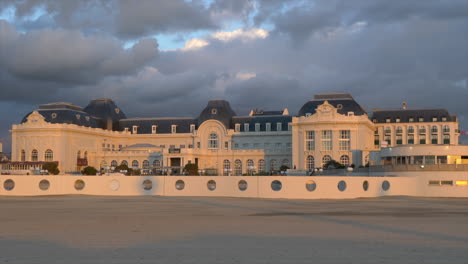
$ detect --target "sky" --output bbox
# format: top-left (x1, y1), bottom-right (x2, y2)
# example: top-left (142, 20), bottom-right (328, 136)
top-left (0, 0), bottom-right (467, 151)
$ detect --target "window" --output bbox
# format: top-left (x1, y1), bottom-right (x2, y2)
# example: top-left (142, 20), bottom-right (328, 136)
top-left (408, 126), bottom-right (414, 134)
top-left (288, 123), bottom-right (292, 131)
top-left (84, 151), bottom-right (88, 159)
top-left (442, 117), bottom-right (447, 121)
top-left (386, 118), bottom-right (391, 123)
top-left (258, 159), bottom-right (265, 172)
top-left (197, 142), bottom-right (200, 148)
top-left (431, 134), bottom-right (438, 144)
top-left (419, 117), bottom-right (424, 122)
top-left (266, 123), bottom-right (271, 131)
top-left (385, 127), bottom-right (391, 134)
top-left (340, 155), bottom-right (350, 166)
top-left (420, 137), bottom-right (426, 144)
top-left (443, 125), bottom-right (450, 133)
top-left (223, 160), bottom-right (231, 175)
top-left (20, 150), bottom-right (25, 161)
top-left (234, 159), bottom-right (242, 175)
top-left (307, 156), bottom-right (315, 170)
top-left (384, 135), bottom-right (391, 145)
top-left (255, 123), bottom-right (260, 132)
top-left (211, 108), bottom-right (217, 114)
top-left (153, 160), bottom-right (161, 168)
top-left (171, 125), bottom-right (177, 133)
top-left (234, 143), bottom-right (239, 149)
top-left (111, 160), bottom-right (118, 167)
top-left (270, 159), bottom-right (277, 171)
top-left (142, 160), bottom-right (149, 169)
top-left (321, 130), bottom-right (332, 151)
top-left (276, 122), bottom-right (282, 131)
top-left (208, 133), bottom-right (219, 149)
top-left (282, 159), bottom-right (290, 168)
top-left (244, 123), bottom-right (249, 132)
top-left (432, 117), bottom-right (437, 122)
top-left (287, 143), bottom-right (292, 149)
top-left (419, 126), bottom-right (426, 134)
top-left (396, 126), bottom-right (402, 134)
top-left (190, 124), bottom-right (195, 134)
top-left (305, 131), bottom-right (315, 151)
top-left (431, 126), bottom-right (438, 134)
top-left (322, 155), bottom-right (332, 167)
top-left (339, 130), bottom-right (350, 151)
top-left (132, 160), bottom-right (139, 168)
top-left (374, 134), bottom-right (380, 146)
top-left (275, 143), bottom-right (282, 149)
top-left (44, 149), bottom-right (53, 161)
top-left (396, 135), bottom-right (402, 145)
top-left (235, 123), bottom-right (240, 132)
top-left (124, 127), bottom-right (129, 132)
top-left (443, 135), bottom-right (450, 144)
top-left (247, 159), bottom-right (255, 173)
top-left (121, 160), bottom-right (128, 166)
top-left (152, 125), bottom-right (157, 134)
top-left (253, 143), bottom-right (260, 149)
top-left (396, 118), bottom-right (400, 123)
top-left (408, 135), bottom-right (414, 144)
top-left (409, 117), bottom-right (414, 122)
top-left (264, 143), bottom-right (270, 149)
top-left (225, 141), bottom-right (229, 149)
top-left (132, 126), bottom-right (138, 134)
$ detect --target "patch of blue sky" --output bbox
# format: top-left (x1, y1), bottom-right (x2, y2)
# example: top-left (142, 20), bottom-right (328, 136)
top-left (0, 6), bottom-right (15, 22)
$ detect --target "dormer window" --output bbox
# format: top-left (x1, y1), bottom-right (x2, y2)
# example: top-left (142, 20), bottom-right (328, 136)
top-left (266, 123), bottom-right (271, 131)
top-left (305, 113), bottom-right (312, 117)
top-left (396, 118), bottom-right (400, 123)
top-left (432, 117), bottom-right (437, 122)
top-left (442, 117), bottom-right (447, 121)
top-left (276, 122), bottom-right (282, 131)
top-left (211, 108), bottom-right (217, 114)
top-left (386, 118), bottom-right (391, 123)
top-left (51, 113), bottom-right (57, 119)
top-left (190, 124), bottom-right (196, 133)
top-left (409, 117), bottom-right (414, 122)
top-left (419, 117), bottom-right (424, 122)
top-left (171, 125), bottom-right (177, 133)
top-left (235, 123), bottom-right (240, 132)
top-left (255, 123), bottom-right (260, 132)
top-left (244, 123), bottom-right (249, 132)
top-left (373, 119), bottom-right (377, 123)
top-left (347, 112), bottom-right (354, 116)
top-left (337, 104), bottom-right (343, 109)
top-left (152, 125), bottom-right (157, 134)
top-left (132, 126), bottom-right (138, 134)
top-left (124, 127), bottom-right (129, 132)
top-left (288, 123), bottom-right (292, 131)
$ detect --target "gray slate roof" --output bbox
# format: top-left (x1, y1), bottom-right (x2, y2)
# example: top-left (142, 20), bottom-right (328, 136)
top-left (298, 93), bottom-right (367, 116)
top-left (232, 116), bottom-right (292, 132)
top-left (371, 109), bottom-right (456, 123)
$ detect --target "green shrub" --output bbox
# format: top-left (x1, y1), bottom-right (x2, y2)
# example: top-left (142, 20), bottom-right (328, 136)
top-left (81, 166), bottom-right (98, 175)
top-left (42, 162), bottom-right (60, 175)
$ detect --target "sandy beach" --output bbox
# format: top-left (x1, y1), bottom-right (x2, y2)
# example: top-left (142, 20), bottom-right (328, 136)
top-left (0, 196), bottom-right (467, 263)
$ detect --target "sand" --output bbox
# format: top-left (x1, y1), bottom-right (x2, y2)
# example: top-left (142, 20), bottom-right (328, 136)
top-left (0, 196), bottom-right (467, 263)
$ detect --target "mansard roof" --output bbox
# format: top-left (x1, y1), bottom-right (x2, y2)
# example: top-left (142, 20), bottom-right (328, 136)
top-left (21, 104), bottom-right (102, 128)
top-left (232, 115), bottom-right (292, 132)
top-left (298, 93), bottom-right (367, 117)
top-left (371, 109), bottom-right (457, 123)
top-left (198, 99), bottom-right (236, 128)
top-left (119, 117), bottom-right (197, 134)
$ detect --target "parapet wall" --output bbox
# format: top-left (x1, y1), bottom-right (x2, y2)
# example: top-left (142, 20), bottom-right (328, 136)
top-left (1, 171), bottom-right (467, 199)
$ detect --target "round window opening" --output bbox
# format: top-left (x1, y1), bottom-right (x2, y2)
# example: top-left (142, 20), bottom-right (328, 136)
top-left (207, 180), bottom-right (216, 191)
top-left (143, 179), bottom-right (153, 191)
top-left (338, 180), bottom-right (347, 192)
top-left (74, 180), bottom-right (85, 191)
top-left (271, 180), bottom-right (282, 191)
top-left (175, 180), bottom-right (185, 190)
top-left (363, 181), bottom-right (369, 191)
top-left (4, 179), bottom-right (15, 191)
top-left (39, 179), bottom-right (50, 191)
top-left (306, 180), bottom-right (317, 192)
top-left (382, 180), bottom-right (390, 191)
top-left (238, 180), bottom-right (248, 191)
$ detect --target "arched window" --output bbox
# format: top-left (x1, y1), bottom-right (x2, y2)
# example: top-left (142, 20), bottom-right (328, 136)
top-left (364, 155), bottom-right (369, 166)
top-left (396, 126), bottom-right (403, 134)
top-left (132, 160), bottom-right (139, 168)
top-left (385, 127), bottom-right (391, 134)
top-left (20, 150), bottom-right (25, 161)
top-left (44, 149), bottom-right (53, 161)
top-left (153, 160), bottom-right (161, 168)
top-left (431, 126), bottom-right (438, 133)
top-left (234, 159), bottom-right (242, 175)
top-left (258, 159), bottom-right (265, 172)
top-left (121, 160), bottom-right (128, 166)
top-left (322, 155), bottom-right (332, 167)
top-left (111, 160), bottom-right (118, 167)
top-left (77, 151), bottom-right (81, 159)
top-left (223, 160), bottom-right (230, 175)
top-left (208, 133), bottom-right (219, 149)
top-left (31, 149), bottom-right (38, 161)
top-left (443, 125), bottom-right (450, 133)
top-left (307, 156), bottom-right (315, 170)
top-left (340, 155), bottom-right (350, 166)
top-left (282, 159), bottom-right (290, 168)
top-left (142, 160), bottom-right (150, 168)
top-left (270, 159), bottom-right (277, 171)
top-left (408, 126), bottom-right (414, 134)
top-left (84, 151), bottom-right (88, 159)
top-left (246, 159), bottom-right (254, 174)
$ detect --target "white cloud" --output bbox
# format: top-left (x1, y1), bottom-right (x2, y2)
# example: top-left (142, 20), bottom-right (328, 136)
top-left (236, 72), bottom-right (256, 80)
top-left (181, 38), bottom-right (209, 51)
top-left (212, 28), bottom-right (269, 42)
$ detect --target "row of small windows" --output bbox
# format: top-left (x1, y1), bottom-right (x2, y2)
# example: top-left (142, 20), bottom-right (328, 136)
top-left (306, 155), bottom-right (350, 169)
top-left (376, 135), bottom-right (451, 145)
top-left (382, 125), bottom-right (450, 134)
top-left (305, 130), bottom-right (350, 151)
top-left (20, 149), bottom-right (54, 162)
top-left (108, 160), bottom-right (162, 169)
top-left (222, 159), bottom-right (290, 175)
top-left (234, 122), bottom-right (291, 132)
top-left (379, 116), bottom-right (449, 123)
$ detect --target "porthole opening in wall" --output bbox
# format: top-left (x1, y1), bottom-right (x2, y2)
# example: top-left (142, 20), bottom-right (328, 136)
top-left (305, 180), bottom-right (317, 192)
top-left (74, 180), bottom-right (85, 191)
top-left (382, 181), bottom-right (390, 191)
top-left (4, 179), bottom-right (15, 191)
top-left (238, 180), bottom-right (248, 191)
top-left (363, 181), bottom-right (369, 191)
top-left (39, 179), bottom-right (50, 191)
top-left (175, 180), bottom-right (185, 190)
top-left (338, 180), bottom-right (347, 192)
top-left (143, 180), bottom-right (153, 191)
top-left (271, 180), bottom-right (282, 191)
top-left (207, 180), bottom-right (216, 191)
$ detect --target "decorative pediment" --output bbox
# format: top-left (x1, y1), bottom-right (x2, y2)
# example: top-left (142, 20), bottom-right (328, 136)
top-left (315, 101), bottom-right (338, 118)
top-left (26, 111), bottom-right (47, 124)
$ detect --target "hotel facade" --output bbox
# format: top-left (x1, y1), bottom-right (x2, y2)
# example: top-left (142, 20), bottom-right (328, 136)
top-left (4, 93), bottom-right (465, 175)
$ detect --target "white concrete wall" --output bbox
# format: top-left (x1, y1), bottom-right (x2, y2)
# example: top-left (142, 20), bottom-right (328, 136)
top-left (1, 171), bottom-right (467, 198)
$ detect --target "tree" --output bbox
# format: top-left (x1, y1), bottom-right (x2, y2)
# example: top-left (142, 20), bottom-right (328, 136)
top-left (42, 162), bottom-right (60, 175)
top-left (279, 165), bottom-right (290, 172)
top-left (184, 163), bottom-right (199, 175)
top-left (324, 160), bottom-right (345, 169)
top-left (81, 166), bottom-right (98, 175)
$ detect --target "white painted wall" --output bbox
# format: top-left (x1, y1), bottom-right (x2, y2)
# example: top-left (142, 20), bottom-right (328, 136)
top-left (1, 171), bottom-right (467, 199)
